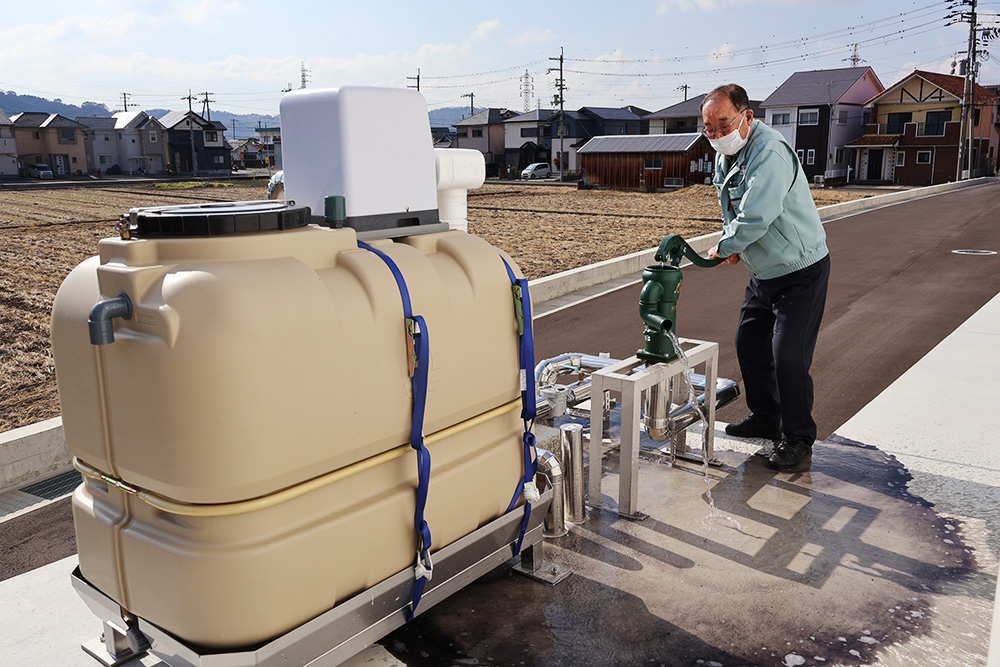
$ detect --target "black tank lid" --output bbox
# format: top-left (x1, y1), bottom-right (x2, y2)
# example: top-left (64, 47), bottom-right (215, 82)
top-left (127, 201), bottom-right (312, 237)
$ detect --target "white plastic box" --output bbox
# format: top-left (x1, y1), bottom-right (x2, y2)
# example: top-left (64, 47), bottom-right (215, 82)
top-left (280, 86), bottom-right (440, 231)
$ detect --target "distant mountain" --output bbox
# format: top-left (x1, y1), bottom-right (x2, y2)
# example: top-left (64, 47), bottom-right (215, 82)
top-left (0, 90), bottom-right (110, 117)
top-left (429, 106), bottom-right (480, 128)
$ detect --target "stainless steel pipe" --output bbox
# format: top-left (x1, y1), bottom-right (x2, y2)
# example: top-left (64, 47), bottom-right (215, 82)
top-left (559, 423), bottom-right (586, 524)
top-left (535, 449), bottom-right (567, 537)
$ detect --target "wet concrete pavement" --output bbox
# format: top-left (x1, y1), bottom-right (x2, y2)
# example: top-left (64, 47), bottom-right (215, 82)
top-left (2, 182), bottom-right (999, 666)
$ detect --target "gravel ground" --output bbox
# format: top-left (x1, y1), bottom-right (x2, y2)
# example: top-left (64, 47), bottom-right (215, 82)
top-left (0, 181), bottom-right (878, 433)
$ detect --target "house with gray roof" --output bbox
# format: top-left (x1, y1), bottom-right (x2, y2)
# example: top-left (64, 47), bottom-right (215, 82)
top-left (761, 66), bottom-right (883, 182)
top-left (577, 132), bottom-right (714, 191)
top-left (158, 110), bottom-right (231, 174)
top-left (503, 109), bottom-right (556, 176)
top-left (10, 112), bottom-right (87, 176)
top-left (76, 112), bottom-right (167, 174)
top-left (454, 108), bottom-right (518, 167)
top-left (645, 94), bottom-right (763, 135)
top-left (0, 110), bottom-right (17, 177)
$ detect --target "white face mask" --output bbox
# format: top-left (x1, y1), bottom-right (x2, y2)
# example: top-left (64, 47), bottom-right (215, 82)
top-left (708, 114), bottom-right (749, 156)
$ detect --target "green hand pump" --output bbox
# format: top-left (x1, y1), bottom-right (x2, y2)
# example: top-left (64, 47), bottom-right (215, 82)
top-left (638, 235), bottom-right (725, 364)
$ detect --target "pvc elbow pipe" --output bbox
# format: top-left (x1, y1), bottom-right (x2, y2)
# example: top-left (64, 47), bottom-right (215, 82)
top-left (435, 149), bottom-right (485, 231)
top-left (88, 294), bottom-right (133, 345)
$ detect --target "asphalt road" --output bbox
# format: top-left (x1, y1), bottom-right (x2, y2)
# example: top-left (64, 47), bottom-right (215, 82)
top-left (2, 182), bottom-right (999, 583)
top-left (533, 182), bottom-right (1000, 441)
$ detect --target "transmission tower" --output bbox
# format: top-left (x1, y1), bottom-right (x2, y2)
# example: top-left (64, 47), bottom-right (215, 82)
top-left (300, 62), bottom-right (311, 89)
top-left (520, 70), bottom-right (534, 113)
top-left (844, 44), bottom-right (865, 67)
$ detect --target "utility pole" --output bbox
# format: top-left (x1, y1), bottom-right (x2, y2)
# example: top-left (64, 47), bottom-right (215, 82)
top-left (676, 84), bottom-right (690, 102)
top-left (548, 47), bottom-right (566, 180)
top-left (199, 91), bottom-right (215, 121)
top-left (183, 90), bottom-right (197, 177)
top-left (121, 92), bottom-right (131, 112)
top-left (520, 70), bottom-right (534, 113)
top-left (407, 69), bottom-right (421, 92)
top-left (461, 92), bottom-right (475, 117)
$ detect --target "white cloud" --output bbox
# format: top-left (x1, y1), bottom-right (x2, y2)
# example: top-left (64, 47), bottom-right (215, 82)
top-left (174, 0), bottom-right (244, 31)
top-left (470, 19), bottom-right (500, 42)
top-left (710, 43), bottom-right (736, 61)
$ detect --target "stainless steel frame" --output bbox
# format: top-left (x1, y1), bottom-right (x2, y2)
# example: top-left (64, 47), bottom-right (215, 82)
top-left (588, 339), bottom-right (720, 519)
top-left (73, 490), bottom-right (556, 667)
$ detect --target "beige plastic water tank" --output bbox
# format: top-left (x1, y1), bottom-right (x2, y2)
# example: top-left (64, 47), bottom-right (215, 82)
top-left (52, 219), bottom-right (530, 648)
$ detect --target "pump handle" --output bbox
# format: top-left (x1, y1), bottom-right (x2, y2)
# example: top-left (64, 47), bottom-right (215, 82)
top-left (653, 234), bottom-right (725, 268)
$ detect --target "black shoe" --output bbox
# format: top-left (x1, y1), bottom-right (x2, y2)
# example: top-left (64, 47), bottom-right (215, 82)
top-left (725, 415), bottom-right (782, 440)
top-left (766, 440), bottom-right (813, 471)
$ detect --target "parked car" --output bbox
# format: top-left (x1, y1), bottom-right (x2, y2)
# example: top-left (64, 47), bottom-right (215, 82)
top-left (27, 163), bottom-right (54, 179)
top-left (520, 163), bottom-right (550, 179)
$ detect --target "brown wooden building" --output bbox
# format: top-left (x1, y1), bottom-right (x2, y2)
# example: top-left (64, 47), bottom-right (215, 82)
top-left (577, 133), bottom-right (714, 191)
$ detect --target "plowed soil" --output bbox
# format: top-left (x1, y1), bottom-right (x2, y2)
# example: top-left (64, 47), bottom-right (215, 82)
top-left (0, 181), bottom-right (877, 433)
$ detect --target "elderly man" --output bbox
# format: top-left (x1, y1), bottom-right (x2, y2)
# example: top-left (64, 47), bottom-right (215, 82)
top-left (703, 84), bottom-right (830, 471)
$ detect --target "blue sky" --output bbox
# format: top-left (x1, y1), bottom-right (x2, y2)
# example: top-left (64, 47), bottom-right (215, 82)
top-left (1, 0), bottom-right (996, 116)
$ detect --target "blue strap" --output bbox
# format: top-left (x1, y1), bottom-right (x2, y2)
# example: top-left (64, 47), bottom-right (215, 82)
top-left (498, 257), bottom-right (538, 555)
top-left (357, 241), bottom-right (432, 621)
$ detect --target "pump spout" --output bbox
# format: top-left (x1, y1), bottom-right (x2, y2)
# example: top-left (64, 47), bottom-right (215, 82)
top-left (88, 294), bottom-right (133, 345)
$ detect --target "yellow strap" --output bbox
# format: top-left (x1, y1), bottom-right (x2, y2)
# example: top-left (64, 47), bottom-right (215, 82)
top-left (74, 398), bottom-right (522, 517)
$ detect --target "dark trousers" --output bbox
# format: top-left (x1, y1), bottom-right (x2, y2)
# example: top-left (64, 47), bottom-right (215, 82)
top-left (735, 254), bottom-right (830, 444)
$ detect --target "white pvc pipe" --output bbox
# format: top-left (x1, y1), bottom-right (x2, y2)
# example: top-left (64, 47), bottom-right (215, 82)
top-left (435, 148), bottom-right (485, 232)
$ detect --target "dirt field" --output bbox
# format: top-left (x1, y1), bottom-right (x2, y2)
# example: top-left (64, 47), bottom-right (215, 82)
top-left (0, 181), bottom-right (877, 433)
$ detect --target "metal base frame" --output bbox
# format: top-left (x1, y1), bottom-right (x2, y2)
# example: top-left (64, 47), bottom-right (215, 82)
top-left (588, 340), bottom-right (720, 519)
top-left (73, 491), bottom-right (557, 667)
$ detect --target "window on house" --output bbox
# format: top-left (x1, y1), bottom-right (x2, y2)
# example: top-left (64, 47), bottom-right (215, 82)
top-left (862, 110), bottom-right (872, 126)
top-left (206, 131), bottom-right (218, 142)
top-left (806, 149), bottom-right (815, 165)
top-left (99, 155), bottom-right (110, 165)
top-left (32, 131), bottom-right (40, 139)
top-left (972, 108), bottom-right (981, 127)
top-left (150, 131), bottom-right (157, 142)
top-left (796, 149), bottom-right (804, 163)
top-left (644, 159), bottom-right (663, 169)
top-left (520, 127), bottom-right (537, 138)
top-left (59, 129), bottom-right (76, 142)
top-left (771, 112), bottom-right (790, 126)
top-left (923, 110), bottom-right (951, 135)
top-left (886, 112), bottom-right (911, 134)
top-left (104, 134), bottom-right (110, 141)
top-left (457, 129), bottom-right (468, 138)
top-left (896, 151), bottom-right (905, 167)
top-left (838, 110), bottom-right (849, 125)
top-left (471, 128), bottom-right (483, 138)
top-left (214, 155), bottom-right (224, 164)
top-left (916, 151), bottom-right (931, 164)
top-left (835, 148), bottom-right (845, 164)
top-left (798, 109), bottom-right (819, 126)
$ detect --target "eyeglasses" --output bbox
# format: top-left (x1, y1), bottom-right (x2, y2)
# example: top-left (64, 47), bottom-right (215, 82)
top-left (702, 110), bottom-right (747, 139)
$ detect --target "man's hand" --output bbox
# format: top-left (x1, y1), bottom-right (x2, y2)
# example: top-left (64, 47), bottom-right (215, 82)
top-left (708, 245), bottom-right (740, 265)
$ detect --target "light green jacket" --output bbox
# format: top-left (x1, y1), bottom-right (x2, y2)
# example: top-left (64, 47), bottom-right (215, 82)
top-left (713, 119), bottom-right (828, 280)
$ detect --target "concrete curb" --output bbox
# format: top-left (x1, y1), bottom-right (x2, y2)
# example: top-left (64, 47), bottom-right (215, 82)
top-left (0, 418), bottom-right (68, 492)
top-left (2, 176), bottom-right (997, 491)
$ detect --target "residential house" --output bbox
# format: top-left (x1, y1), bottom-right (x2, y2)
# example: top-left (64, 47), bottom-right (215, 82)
top-left (551, 107), bottom-right (647, 174)
top-left (254, 125), bottom-right (281, 168)
top-left (159, 110), bottom-right (231, 174)
top-left (9, 112), bottom-right (87, 176)
top-left (76, 116), bottom-right (119, 173)
top-left (577, 133), bottom-right (715, 191)
top-left (645, 95), bottom-right (709, 135)
top-left (231, 138), bottom-right (263, 168)
top-left (454, 108), bottom-right (519, 167)
top-left (847, 70), bottom-right (999, 185)
top-left (431, 126), bottom-right (454, 148)
top-left (0, 110), bottom-right (17, 177)
top-left (77, 112), bottom-right (168, 175)
top-left (112, 111), bottom-right (167, 174)
top-left (503, 109), bottom-right (556, 176)
top-left (761, 66), bottom-right (884, 182)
